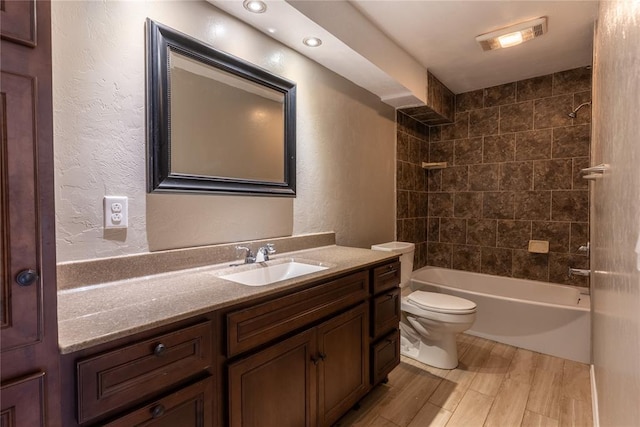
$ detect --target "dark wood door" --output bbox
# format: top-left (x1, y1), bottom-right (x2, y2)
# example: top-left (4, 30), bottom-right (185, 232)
top-left (0, 1), bottom-right (60, 425)
top-left (228, 328), bottom-right (318, 427)
top-left (316, 303), bottom-right (369, 427)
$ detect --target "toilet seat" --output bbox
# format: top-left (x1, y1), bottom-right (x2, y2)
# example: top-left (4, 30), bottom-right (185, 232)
top-left (406, 291), bottom-right (476, 314)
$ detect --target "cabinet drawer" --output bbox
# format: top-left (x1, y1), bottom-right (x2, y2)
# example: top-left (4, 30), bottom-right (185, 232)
top-left (372, 261), bottom-right (400, 294)
top-left (77, 321), bottom-right (214, 424)
top-left (103, 377), bottom-right (213, 427)
top-left (371, 330), bottom-right (400, 386)
top-left (227, 271), bottom-right (368, 357)
top-left (371, 288), bottom-right (401, 340)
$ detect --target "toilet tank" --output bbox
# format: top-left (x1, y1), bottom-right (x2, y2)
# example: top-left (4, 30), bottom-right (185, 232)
top-left (371, 242), bottom-right (415, 287)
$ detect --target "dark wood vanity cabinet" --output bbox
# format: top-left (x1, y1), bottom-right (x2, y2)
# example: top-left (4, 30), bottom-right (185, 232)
top-left (224, 264), bottom-right (402, 427)
top-left (228, 303), bottom-right (369, 427)
top-left (370, 261), bottom-right (401, 386)
top-left (61, 258), bottom-right (400, 427)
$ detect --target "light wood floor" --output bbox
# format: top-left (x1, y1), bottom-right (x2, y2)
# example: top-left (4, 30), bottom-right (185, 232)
top-left (335, 334), bottom-right (592, 427)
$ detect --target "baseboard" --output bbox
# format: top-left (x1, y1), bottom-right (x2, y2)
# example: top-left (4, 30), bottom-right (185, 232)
top-left (591, 364), bottom-right (600, 427)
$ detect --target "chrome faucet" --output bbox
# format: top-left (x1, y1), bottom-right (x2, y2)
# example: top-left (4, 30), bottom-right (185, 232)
top-left (235, 246), bottom-right (256, 265)
top-left (255, 244), bottom-right (276, 262)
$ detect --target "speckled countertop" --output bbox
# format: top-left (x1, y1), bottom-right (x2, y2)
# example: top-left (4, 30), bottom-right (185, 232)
top-left (57, 245), bottom-right (398, 354)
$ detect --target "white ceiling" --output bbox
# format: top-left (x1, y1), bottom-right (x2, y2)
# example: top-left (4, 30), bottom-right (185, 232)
top-left (210, 0), bottom-right (599, 106)
top-left (350, 0), bottom-right (599, 93)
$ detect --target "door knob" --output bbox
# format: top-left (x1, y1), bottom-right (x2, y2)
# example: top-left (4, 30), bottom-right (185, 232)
top-left (16, 269), bottom-right (39, 286)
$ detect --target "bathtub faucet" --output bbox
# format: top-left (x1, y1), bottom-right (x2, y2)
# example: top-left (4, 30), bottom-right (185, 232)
top-left (568, 268), bottom-right (590, 277)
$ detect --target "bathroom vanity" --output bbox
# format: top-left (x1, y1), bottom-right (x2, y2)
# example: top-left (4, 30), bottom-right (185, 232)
top-left (57, 245), bottom-right (401, 426)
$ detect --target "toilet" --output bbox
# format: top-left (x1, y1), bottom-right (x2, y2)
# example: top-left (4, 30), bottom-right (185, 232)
top-left (371, 242), bottom-right (477, 370)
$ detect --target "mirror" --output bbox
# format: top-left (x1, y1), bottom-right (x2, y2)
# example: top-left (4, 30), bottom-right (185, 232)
top-left (146, 19), bottom-right (296, 196)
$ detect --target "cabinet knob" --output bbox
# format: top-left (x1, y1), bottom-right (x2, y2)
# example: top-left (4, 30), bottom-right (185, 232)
top-left (311, 352), bottom-right (326, 365)
top-left (153, 343), bottom-right (166, 356)
top-left (151, 404), bottom-right (165, 418)
top-left (15, 269), bottom-right (39, 287)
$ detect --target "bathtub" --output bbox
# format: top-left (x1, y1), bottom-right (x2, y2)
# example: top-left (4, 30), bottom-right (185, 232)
top-left (409, 266), bottom-right (591, 363)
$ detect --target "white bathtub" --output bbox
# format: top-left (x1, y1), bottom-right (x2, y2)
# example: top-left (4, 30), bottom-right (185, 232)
top-left (409, 266), bottom-right (591, 363)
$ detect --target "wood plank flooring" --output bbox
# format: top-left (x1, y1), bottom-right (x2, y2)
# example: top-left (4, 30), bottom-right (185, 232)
top-left (335, 334), bottom-right (592, 427)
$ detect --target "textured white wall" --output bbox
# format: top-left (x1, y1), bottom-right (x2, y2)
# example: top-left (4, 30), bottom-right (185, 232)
top-left (591, 1), bottom-right (640, 425)
top-left (52, 1), bottom-right (395, 262)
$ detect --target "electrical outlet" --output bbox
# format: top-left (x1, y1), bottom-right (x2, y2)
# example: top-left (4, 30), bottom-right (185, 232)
top-left (104, 196), bottom-right (128, 229)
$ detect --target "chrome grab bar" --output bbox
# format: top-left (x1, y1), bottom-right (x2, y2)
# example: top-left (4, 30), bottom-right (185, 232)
top-left (568, 268), bottom-right (591, 277)
top-left (581, 163), bottom-right (609, 173)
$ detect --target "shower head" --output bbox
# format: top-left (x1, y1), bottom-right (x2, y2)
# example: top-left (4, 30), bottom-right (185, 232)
top-left (568, 101), bottom-right (592, 118)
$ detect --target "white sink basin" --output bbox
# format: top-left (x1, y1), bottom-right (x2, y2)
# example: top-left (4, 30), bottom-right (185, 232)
top-left (220, 261), bottom-right (329, 286)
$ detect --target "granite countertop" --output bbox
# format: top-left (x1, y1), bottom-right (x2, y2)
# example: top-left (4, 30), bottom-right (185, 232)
top-left (57, 245), bottom-right (398, 354)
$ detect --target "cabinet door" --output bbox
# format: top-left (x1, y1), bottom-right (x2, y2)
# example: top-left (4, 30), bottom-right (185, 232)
top-left (228, 328), bottom-right (317, 427)
top-left (103, 378), bottom-right (213, 427)
top-left (316, 303), bottom-right (369, 427)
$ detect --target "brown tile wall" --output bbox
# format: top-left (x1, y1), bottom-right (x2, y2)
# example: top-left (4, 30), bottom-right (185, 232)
top-left (396, 111), bottom-right (430, 269)
top-left (397, 67), bottom-right (591, 287)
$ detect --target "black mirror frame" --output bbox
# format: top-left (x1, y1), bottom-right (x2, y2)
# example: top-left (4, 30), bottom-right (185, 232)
top-left (146, 19), bottom-right (296, 196)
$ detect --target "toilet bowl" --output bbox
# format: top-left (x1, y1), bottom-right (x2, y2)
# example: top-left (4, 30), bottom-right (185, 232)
top-left (370, 242), bottom-right (477, 369)
top-left (400, 290), bottom-right (476, 369)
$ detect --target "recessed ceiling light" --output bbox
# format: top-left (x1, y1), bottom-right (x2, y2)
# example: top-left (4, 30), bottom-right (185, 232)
top-left (243, 0), bottom-right (267, 14)
top-left (476, 16), bottom-right (547, 51)
top-left (303, 37), bottom-right (322, 47)
top-left (267, 28), bottom-right (277, 34)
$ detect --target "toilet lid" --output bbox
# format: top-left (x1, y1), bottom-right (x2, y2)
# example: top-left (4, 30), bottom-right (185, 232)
top-left (407, 291), bottom-right (477, 314)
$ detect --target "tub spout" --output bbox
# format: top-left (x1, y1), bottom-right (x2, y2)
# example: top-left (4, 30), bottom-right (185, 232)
top-left (568, 268), bottom-right (590, 277)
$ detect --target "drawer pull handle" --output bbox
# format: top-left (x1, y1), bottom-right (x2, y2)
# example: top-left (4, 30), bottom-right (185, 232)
top-left (386, 293), bottom-right (395, 298)
top-left (153, 343), bottom-right (166, 356)
top-left (386, 339), bottom-right (394, 344)
top-left (387, 265), bottom-right (395, 271)
top-left (319, 352), bottom-right (326, 361)
top-left (151, 404), bottom-right (165, 418)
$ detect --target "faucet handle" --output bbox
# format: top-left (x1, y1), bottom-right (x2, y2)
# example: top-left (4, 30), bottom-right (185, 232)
top-left (265, 243), bottom-right (276, 254)
top-left (235, 246), bottom-right (255, 263)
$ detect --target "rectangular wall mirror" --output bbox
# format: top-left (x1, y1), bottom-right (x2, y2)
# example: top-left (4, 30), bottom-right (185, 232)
top-left (146, 19), bottom-right (296, 196)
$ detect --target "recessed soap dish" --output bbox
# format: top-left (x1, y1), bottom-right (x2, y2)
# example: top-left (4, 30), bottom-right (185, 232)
top-left (528, 240), bottom-right (549, 254)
